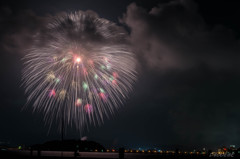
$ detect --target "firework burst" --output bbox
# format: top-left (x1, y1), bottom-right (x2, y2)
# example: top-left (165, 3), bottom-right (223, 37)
top-left (22, 11), bottom-right (137, 131)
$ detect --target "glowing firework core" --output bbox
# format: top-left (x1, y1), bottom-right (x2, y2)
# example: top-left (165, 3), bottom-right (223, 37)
top-left (75, 57), bottom-right (81, 63)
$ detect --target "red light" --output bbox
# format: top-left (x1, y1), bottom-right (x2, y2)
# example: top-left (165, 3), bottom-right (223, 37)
top-left (83, 68), bottom-right (88, 75)
top-left (113, 72), bottom-right (118, 78)
top-left (84, 104), bottom-right (93, 113)
top-left (112, 80), bottom-right (117, 85)
top-left (99, 92), bottom-right (106, 101)
top-left (49, 89), bottom-right (56, 97)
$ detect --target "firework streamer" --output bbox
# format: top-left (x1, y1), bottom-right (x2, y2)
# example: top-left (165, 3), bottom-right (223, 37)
top-left (22, 11), bottom-right (137, 132)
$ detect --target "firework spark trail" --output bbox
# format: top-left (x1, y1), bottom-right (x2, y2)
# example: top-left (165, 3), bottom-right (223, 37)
top-left (22, 11), bottom-right (137, 131)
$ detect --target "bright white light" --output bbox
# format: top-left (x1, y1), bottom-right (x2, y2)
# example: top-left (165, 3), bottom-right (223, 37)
top-left (76, 57), bottom-right (81, 63)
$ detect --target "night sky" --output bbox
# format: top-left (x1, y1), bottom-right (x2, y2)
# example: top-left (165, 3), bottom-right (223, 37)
top-left (1, 0), bottom-right (240, 150)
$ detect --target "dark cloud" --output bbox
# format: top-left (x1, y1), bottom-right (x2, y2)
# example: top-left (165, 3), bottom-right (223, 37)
top-left (0, 6), bottom-right (46, 55)
top-left (119, 0), bottom-right (240, 148)
top-left (122, 1), bottom-right (240, 71)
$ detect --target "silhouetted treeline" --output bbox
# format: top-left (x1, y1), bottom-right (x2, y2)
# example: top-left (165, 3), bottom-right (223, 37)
top-left (31, 140), bottom-right (105, 151)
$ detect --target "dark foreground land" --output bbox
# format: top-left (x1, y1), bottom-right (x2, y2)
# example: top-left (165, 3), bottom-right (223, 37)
top-left (0, 150), bottom-right (237, 159)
